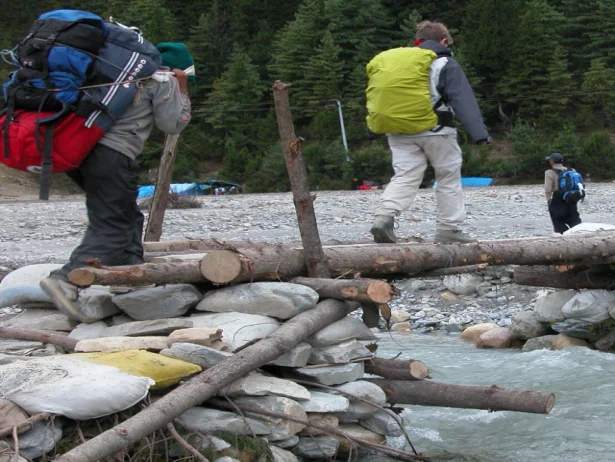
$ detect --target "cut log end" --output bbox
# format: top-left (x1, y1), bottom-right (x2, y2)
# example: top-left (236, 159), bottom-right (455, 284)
top-left (67, 268), bottom-right (96, 287)
top-left (409, 360), bottom-right (430, 380)
top-left (366, 280), bottom-right (395, 304)
top-left (200, 250), bottom-right (243, 284)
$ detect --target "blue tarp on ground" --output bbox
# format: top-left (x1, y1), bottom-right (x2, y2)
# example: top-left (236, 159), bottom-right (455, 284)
top-left (137, 183), bottom-right (211, 199)
top-left (433, 177), bottom-right (494, 188)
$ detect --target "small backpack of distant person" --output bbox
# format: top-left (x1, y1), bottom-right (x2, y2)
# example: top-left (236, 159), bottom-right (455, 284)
top-left (556, 168), bottom-right (585, 203)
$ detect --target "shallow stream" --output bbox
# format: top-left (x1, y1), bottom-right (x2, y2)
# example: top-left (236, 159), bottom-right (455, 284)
top-left (377, 333), bottom-right (614, 462)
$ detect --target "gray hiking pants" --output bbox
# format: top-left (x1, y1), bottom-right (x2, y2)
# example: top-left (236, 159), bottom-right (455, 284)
top-left (375, 134), bottom-right (466, 230)
top-left (52, 144), bottom-right (144, 282)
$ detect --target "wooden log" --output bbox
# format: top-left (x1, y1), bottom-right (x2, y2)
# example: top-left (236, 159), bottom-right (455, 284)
top-left (368, 379), bottom-right (555, 414)
top-left (68, 261), bottom-right (205, 287)
top-left (419, 263), bottom-right (488, 277)
top-left (361, 303), bottom-right (381, 328)
top-left (55, 299), bottom-right (354, 462)
top-left (514, 265), bottom-right (615, 289)
top-left (200, 233), bottom-right (615, 284)
top-left (273, 80), bottom-right (330, 278)
top-left (290, 277), bottom-right (396, 304)
top-left (144, 134), bottom-right (181, 242)
top-left (364, 357), bottom-right (430, 381)
top-left (143, 238), bottom-right (268, 253)
top-left (0, 327), bottom-right (78, 351)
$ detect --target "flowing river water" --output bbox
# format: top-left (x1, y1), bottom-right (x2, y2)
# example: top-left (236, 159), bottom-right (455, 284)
top-left (377, 333), bottom-right (615, 462)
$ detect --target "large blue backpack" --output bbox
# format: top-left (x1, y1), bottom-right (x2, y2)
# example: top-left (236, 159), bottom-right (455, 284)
top-left (1, 10), bottom-right (161, 199)
top-left (556, 168), bottom-right (586, 203)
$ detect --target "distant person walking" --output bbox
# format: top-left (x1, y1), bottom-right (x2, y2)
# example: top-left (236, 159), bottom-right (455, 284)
top-left (544, 152), bottom-right (584, 234)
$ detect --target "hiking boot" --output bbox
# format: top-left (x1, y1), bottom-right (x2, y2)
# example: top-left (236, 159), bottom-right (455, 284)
top-left (434, 229), bottom-right (477, 244)
top-left (40, 276), bottom-right (97, 323)
top-left (370, 216), bottom-right (397, 243)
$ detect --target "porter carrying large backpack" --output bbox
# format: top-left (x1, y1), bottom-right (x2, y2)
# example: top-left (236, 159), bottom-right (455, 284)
top-left (365, 47), bottom-right (448, 135)
top-left (556, 168), bottom-right (585, 203)
top-left (0, 10), bottom-right (161, 199)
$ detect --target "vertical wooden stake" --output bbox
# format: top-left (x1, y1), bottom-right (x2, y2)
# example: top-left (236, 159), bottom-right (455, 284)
top-left (272, 81), bottom-right (330, 278)
top-left (144, 134), bottom-right (181, 242)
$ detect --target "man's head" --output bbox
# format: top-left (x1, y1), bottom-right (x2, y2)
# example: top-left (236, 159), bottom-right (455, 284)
top-left (545, 152), bottom-right (564, 166)
top-left (416, 21), bottom-right (453, 48)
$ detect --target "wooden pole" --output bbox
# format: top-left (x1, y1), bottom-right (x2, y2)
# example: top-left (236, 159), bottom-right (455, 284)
top-left (0, 327), bottom-right (78, 351)
top-left (368, 379), bottom-right (555, 414)
top-left (272, 80), bottom-right (330, 278)
top-left (364, 357), bottom-right (430, 380)
top-left (514, 265), bottom-right (615, 289)
top-left (68, 260), bottom-right (205, 287)
top-left (55, 299), bottom-right (353, 462)
top-left (144, 134), bottom-right (181, 242)
top-left (290, 277), bottom-right (396, 304)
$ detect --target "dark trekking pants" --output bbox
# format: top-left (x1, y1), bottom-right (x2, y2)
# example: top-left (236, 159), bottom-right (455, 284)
top-left (52, 144), bottom-right (144, 282)
top-left (549, 197), bottom-right (581, 234)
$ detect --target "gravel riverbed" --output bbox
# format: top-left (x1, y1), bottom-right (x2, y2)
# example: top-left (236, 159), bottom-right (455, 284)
top-left (1, 183), bottom-right (614, 329)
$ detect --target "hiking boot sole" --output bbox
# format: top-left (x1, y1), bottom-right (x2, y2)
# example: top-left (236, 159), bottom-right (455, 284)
top-left (40, 278), bottom-right (97, 323)
top-left (370, 228), bottom-right (396, 244)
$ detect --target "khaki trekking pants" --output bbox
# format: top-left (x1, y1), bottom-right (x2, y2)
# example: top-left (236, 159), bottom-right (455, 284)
top-left (375, 134), bottom-right (465, 230)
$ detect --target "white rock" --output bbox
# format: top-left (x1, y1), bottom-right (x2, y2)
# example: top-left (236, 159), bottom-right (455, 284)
top-left (160, 343), bottom-right (232, 368)
top-left (15, 420), bottom-right (63, 460)
top-left (511, 311), bottom-right (548, 340)
top-left (295, 436), bottom-right (339, 459)
top-left (189, 312), bottom-right (280, 350)
top-left (197, 282), bottom-right (319, 320)
top-left (308, 339), bottom-right (373, 365)
top-left (220, 372), bottom-right (311, 400)
top-left (0, 339), bottom-right (44, 350)
top-left (300, 413), bottom-right (339, 436)
top-left (104, 318), bottom-right (193, 337)
top-left (291, 362), bottom-right (365, 386)
top-left (359, 410), bottom-right (403, 436)
top-left (75, 336), bottom-right (170, 352)
top-left (78, 287), bottom-right (121, 321)
top-left (235, 396), bottom-right (307, 441)
top-left (334, 424), bottom-right (385, 455)
top-left (168, 327), bottom-right (223, 346)
top-left (269, 342), bottom-right (311, 367)
top-left (443, 273), bottom-right (483, 296)
top-left (68, 321), bottom-right (109, 340)
top-left (273, 436), bottom-right (299, 449)
top-left (0, 264), bottom-right (62, 308)
top-left (299, 391), bottom-right (350, 413)
top-left (389, 310), bottom-right (410, 324)
top-left (534, 290), bottom-right (576, 322)
top-left (3, 308), bottom-right (76, 331)
top-left (0, 441), bottom-right (28, 462)
top-left (112, 284), bottom-right (201, 320)
top-left (332, 381), bottom-right (386, 422)
top-left (307, 317), bottom-right (376, 347)
top-left (178, 407), bottom-right (270, 435)
top-left (270, 445), bottom-right (299, 462)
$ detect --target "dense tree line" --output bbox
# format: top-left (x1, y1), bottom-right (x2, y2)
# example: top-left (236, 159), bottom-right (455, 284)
top-left (2, 0), bottom-right (615, 190)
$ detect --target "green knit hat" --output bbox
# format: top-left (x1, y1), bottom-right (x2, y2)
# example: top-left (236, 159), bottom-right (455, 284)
top-left (156, 42), bottom-right (196, 83)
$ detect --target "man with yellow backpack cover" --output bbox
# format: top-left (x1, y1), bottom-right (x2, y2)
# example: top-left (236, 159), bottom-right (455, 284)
top-left (367, 21), bottom-right (491, 244)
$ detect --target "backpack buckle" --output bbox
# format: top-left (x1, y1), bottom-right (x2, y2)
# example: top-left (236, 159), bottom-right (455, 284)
top-left (46, 33), bottom-right (59, 44)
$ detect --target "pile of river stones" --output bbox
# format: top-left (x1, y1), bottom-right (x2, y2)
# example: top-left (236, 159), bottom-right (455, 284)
top-left (385, 268), bottom-right (615, 352)
top-left (0, 264), bottom-right (406, 461)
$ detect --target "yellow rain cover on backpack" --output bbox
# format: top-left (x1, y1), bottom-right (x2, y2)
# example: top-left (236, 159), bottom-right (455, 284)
top-left (366, 47), bottom-right (438, 135)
